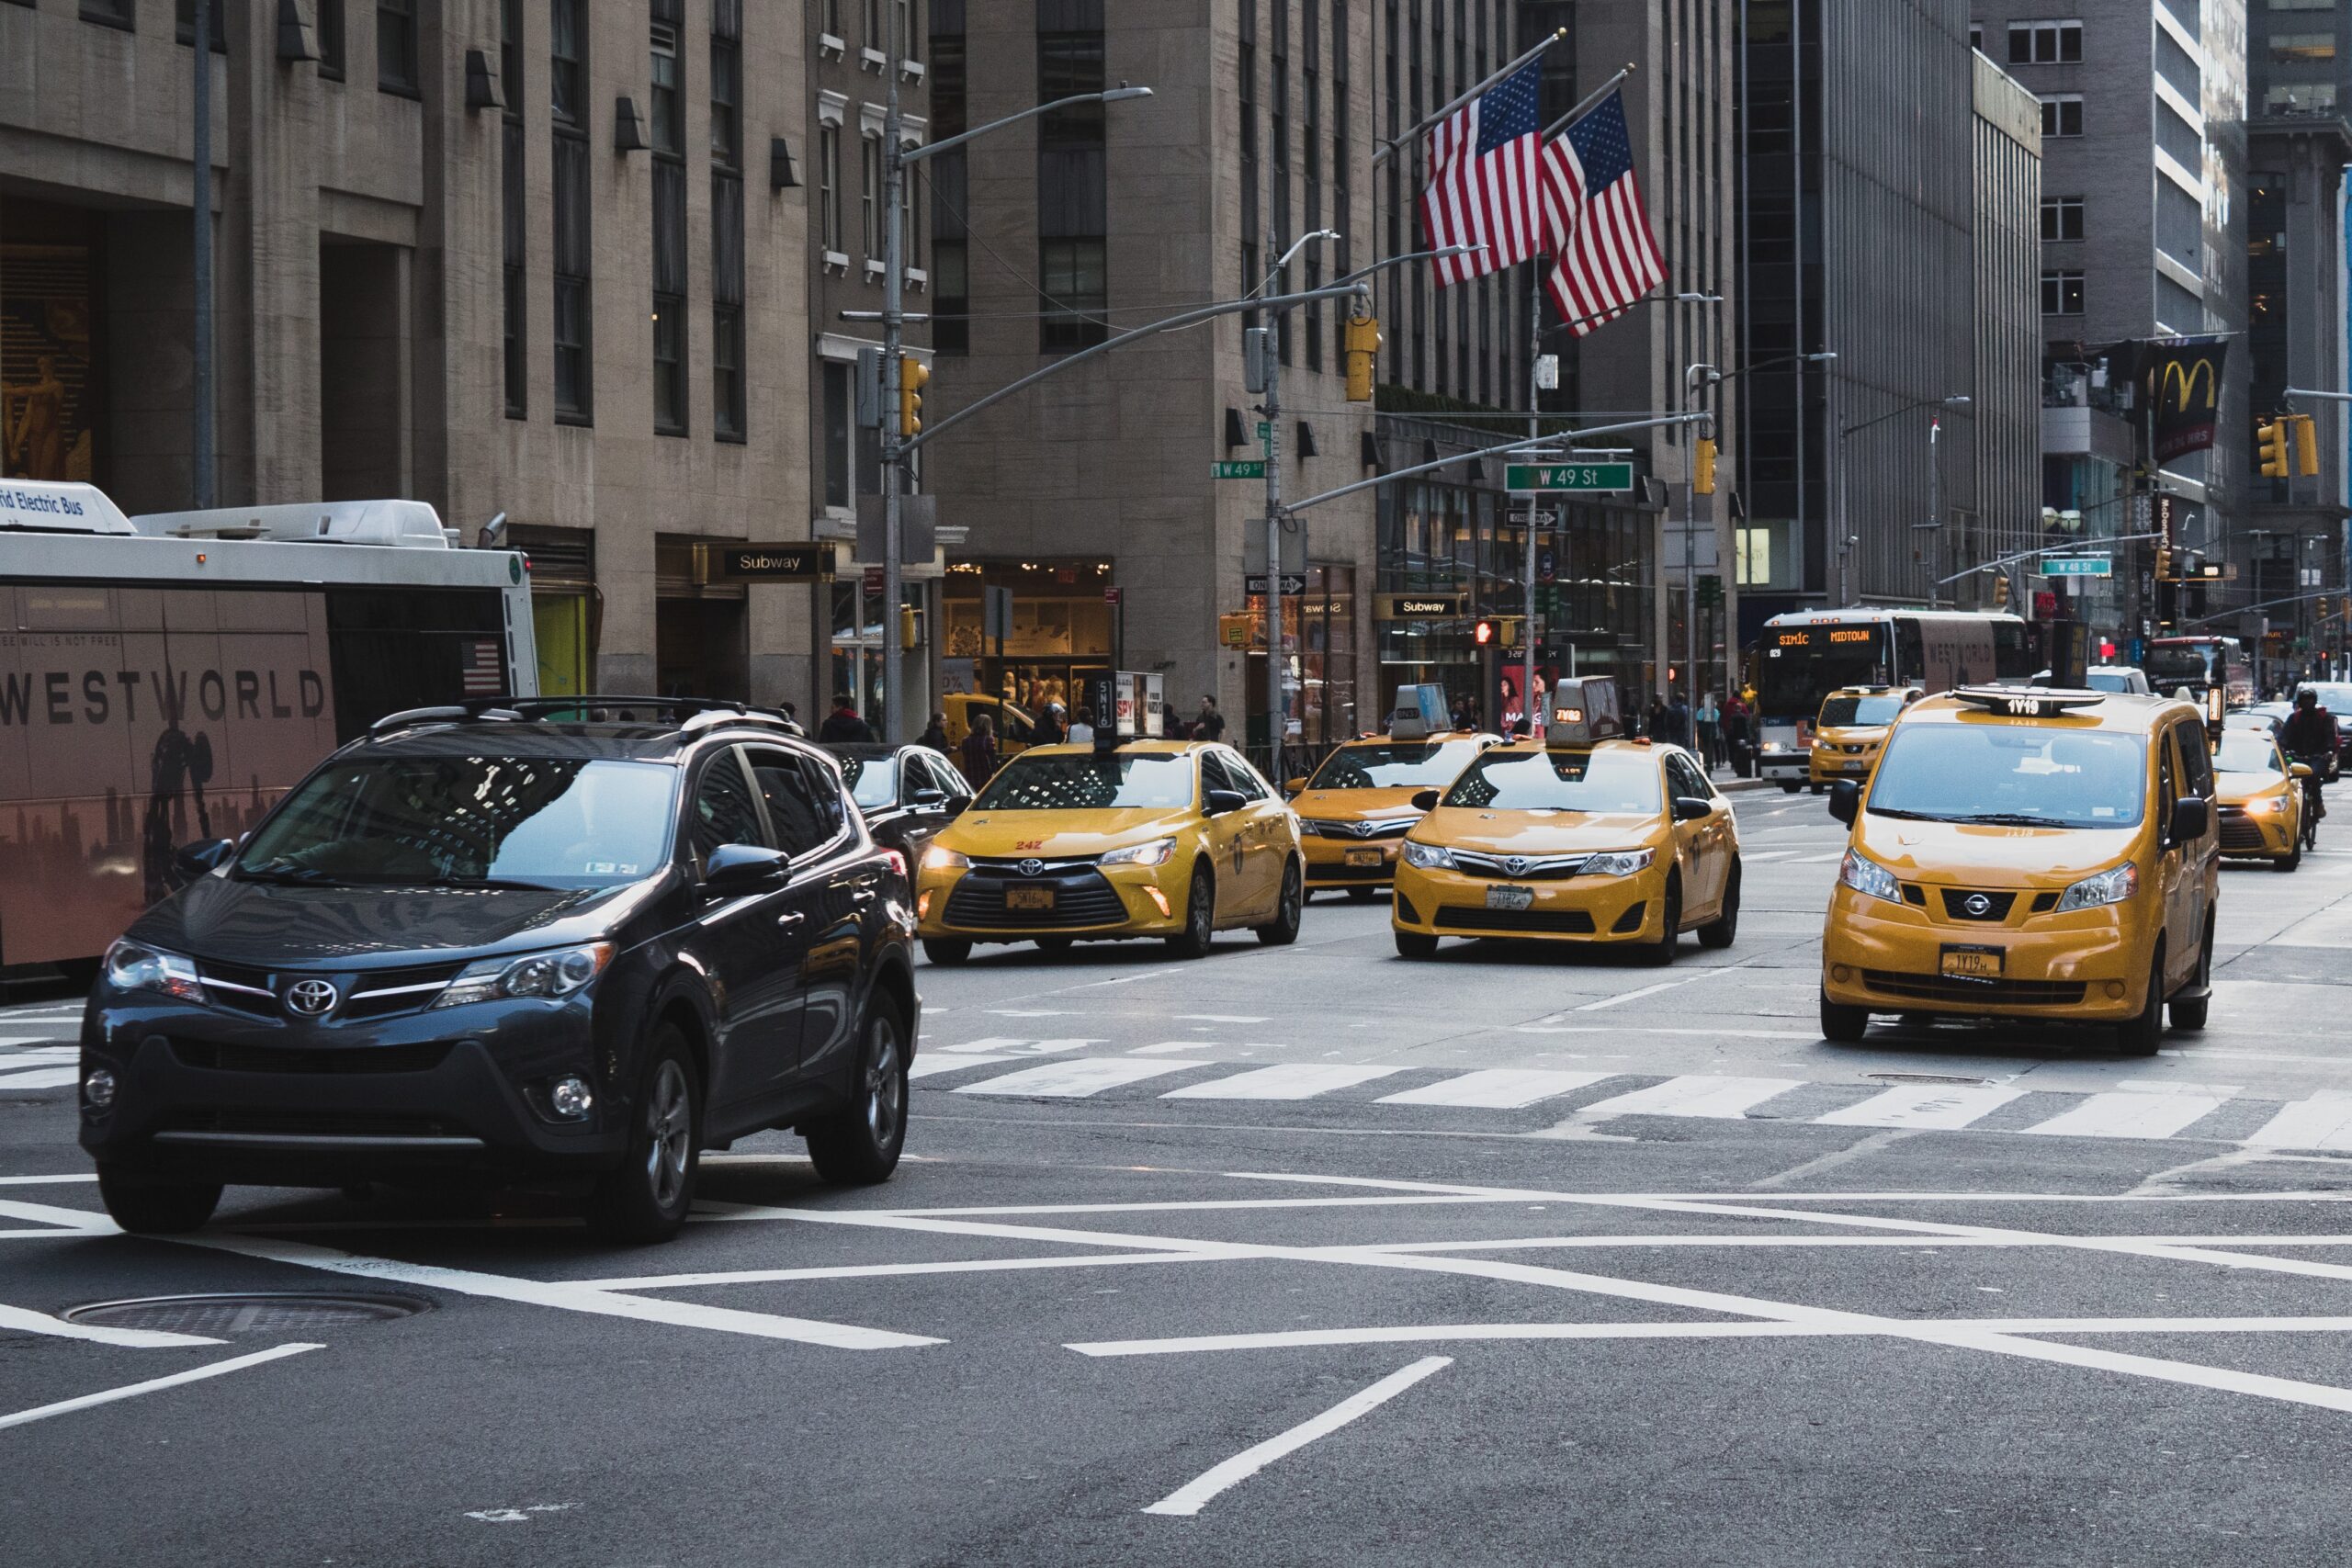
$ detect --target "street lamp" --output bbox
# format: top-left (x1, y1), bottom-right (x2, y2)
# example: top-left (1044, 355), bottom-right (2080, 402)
top-left (1837, 392), bottom-right (1968, 609)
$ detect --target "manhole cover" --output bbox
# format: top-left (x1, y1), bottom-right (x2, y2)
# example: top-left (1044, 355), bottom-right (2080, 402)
top-left (64, 1292), bottom-right (432, 1336)
top-left (1864, 1071), bottom-right (1991, 1087)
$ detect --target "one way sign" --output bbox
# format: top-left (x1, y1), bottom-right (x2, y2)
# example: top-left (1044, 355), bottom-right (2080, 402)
top-left (1246, 573), bottom-right (1307, 596)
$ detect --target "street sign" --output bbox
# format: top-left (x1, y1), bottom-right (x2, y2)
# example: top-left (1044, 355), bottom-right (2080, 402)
top-left (982, 584), bottom-right (1015, 641)
top-left (1696, 574), bottom-right (1723, 607)
top-left (1379, 593), bottom-right (1463, 619)
top-left (703, 543), bottom-right (831, 581)
top-left (2040, 557), bottom-right (2113, 578)
top-left (1212, 460), bottom-right (1267, 480)
top-left (1507, 462), bottom-right (1634, 494)
top-left (1246, 573), bottom-right (1306, 597)
top-left (1104, 586), bottom-right (1124, 604)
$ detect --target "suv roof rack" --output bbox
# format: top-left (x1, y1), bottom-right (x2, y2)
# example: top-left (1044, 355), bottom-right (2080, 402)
top-left (366, 695), bottom-right (804, 741)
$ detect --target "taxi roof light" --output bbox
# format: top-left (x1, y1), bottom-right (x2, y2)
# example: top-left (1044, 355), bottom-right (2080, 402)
top-left (1545, 677), bottom-right (1623, 750)
top-left (1951, 686), bottom-right (2103, 717)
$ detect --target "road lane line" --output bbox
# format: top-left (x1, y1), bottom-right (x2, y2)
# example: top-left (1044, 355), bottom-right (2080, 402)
top-left (1571, 1076), bottom-right (1803, 1121)
top-left (579, 1251), bottom-right (1201, 1291)
top-left (1377, 1069), bottom-right (1614, 1109)
top-left (0, 1197), bottom-right (117, 1231)
top-left (0, 1300), bottom-right (223, 1348)
top-left (0, 1343), bottom-right (322, 1433)
top-left (1161, 1065), bottom-right (1405, 1100)
top-left (1140, 1357), bottom-right (1452, 1517)
top-left (2022, 1093), bottom-right (2226, 1140)
top-left (954, 1058), bottom-right (1207, 1098)
top-left (1813, 1085), bottom-right (2027, 1131)
top-left (1174, 1014), bottom-right (1272, 1024)
top-left (0, 1173), bottom-right (97, 1186)
top-left (1574, 977), bottom-right (1702, 1012)
top-left (907, 1054), bottom-right (1015, 1080)
top-left (0, 1067), bottom-right (78, 1089)
top-left (2247, 1092), bottom-right (2352, 1153)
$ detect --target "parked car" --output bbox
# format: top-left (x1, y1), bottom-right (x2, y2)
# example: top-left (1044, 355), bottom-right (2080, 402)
top-left (80, 697), bottom-right (919, 1244)
top-left (827, 741), bottom-right (974, 858)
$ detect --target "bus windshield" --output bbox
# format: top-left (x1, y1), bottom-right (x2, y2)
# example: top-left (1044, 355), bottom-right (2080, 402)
top-left (1308, 739), bottom-right (1484, 790)
top-left (1758, 626), bottom-right (1892, 720)
top-left (1819, 693), bottom-right (1907, 728)
top-left (2145, 644), bottom-right (2222, 685)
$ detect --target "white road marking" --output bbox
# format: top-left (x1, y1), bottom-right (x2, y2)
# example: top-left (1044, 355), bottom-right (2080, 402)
top-left (1131, 1040), bottom-right (1225, 1055)
top-left (2114, 1078), bottom-right (2244, 1097)
top-left (2247, 1093), bottom-right (2352, 1153)
top-left (580, 1251), bottom-right (1200, 1291)
top-left (0, 1067), bottom-right (78, 1089)
top-left (986, 1010), bottom-right (1080, 1018)
top-left (1792, 851), bottom-right (1848, 863)
top-left (0, 1038), bottom-right (72, 1050)
top-left (0, 1343), bottom-right (322, 1432)
top-left (954, 1058), bottom-right (1208, 1098)
top-left (1571, 1075), bottom-right (1804, 1121)
top-left (1161, 1065), bottom-right (1405, 1100)
top-left (907, 1054), bottom-right (1015, 1080)
top-left (1515, 1026), bottom-right (1823, 1041)
top-left (1140, 1357), bottom-right (1452, 1517)
top-left (1173, 1013), bottom-right (1272, 1024)
top-left (1738, 850), bottom-right (1800, 862)
top-left (1813, 1085), bottom-right (2027, 1131)
top-left (2022, 1093), bottom-right (2226, 1141)
top-left (0, 1172), bottom-right (96, 1186)
top-left (465, 1504), bottom-right (577, 1523)
top-left (1574, 976), bottom-right (1712, 1012)
top-left (0, 1300), bottom-right (222, 1348)
top-left (933, 1036), bottom-right (1101, 1056)
top-left (1377, 1069), bottom-right (1613, 1109)
top-left (0, 1196), bottom-right (117, 1231)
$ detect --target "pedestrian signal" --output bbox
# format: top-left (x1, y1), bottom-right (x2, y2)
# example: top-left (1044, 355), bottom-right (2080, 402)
top-left (1473, 619), bottom-right (1497, 646)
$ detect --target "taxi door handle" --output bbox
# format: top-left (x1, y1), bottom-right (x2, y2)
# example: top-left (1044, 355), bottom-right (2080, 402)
top-left (775, 911), bottom-right (806, 930)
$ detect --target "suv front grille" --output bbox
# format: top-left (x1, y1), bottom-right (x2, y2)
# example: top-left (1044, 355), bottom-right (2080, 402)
top-left (193, 961), bottom-right (464, 1022)
top-left (169, 1040), bottom-right (454, 1075)
top-left (162, 1109), bottom-right (469, 1138)
top-left (1434, 905), bottom-right (1598, 934)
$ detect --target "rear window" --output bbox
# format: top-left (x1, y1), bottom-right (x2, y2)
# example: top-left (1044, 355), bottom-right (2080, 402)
top-left (1307, 739), bottom-right (1483, 789)
top-left (1868, 726), bottom-right (2147, 829)
top-left (972, 752), bottom-right (1196, 810)
top-left (836, 754), bottom-right (898, 808)
top-left (2213, 733), bottom-right (2285, 777)
top-left (1819, 693), bottom-right (1905, 728)
top-left (1442, 750), bottom-right (1663, 815)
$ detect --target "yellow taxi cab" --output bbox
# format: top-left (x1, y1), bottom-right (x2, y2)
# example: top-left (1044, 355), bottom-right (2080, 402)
top-left (1819, 687), bottom-right (2221, 1055)
top-left (939, 693), bottom-right (1043, 757)
top-left (1390, 694), bottom-right (1740, 964)
top-left (2211, 728), bottom-right (2311, 872)
top-left (914, 739), bottom-right (1303, 963)
top-left (1808, 685), bottom-right (1920, 790)
top-left (1285, 730), bottom-right (1499, 899)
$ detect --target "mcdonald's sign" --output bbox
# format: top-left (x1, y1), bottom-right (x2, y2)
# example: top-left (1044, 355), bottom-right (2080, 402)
top-left (2140, 336), bottom-right (2229, 461)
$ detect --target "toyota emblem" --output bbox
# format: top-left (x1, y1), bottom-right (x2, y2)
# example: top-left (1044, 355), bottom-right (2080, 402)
top-left (1505, 856), bottom-right (1529, 877)
top-left (1017, 858), bottom-right (1045, 877)
top-left (285, 978), bottom-right (339, 1017)
top-left (1962, 893), bottom-right (1993, 918)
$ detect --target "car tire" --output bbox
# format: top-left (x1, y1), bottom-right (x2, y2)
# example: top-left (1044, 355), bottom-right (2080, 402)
top-left (922, 938), bottom-right (973, 966)
top-left (1348, 886), bottom-right (1380, 903)
top-left (1696, 863), bottom-right (1741, 950)
top-left (1255, 860), bottom-right (1305, 946)
top-left (585, 1025), bottom-right (702, 1245)
top-left (96, 1164), bottom-right (222, 1235)
top-left (806, 992), bottom-right (910, 1187)
top-left (1395, 928), bottom-right (1440, 959)
top-left (1780, 781), bottom-right (1801, 795)
top-left (1166, 864), bottom-right (1216, 959)
top-left (1819, 993), bottom-right (1870, 1044)
top-left (2116, 953), bottom-right (2166, 1058)
top-left (2278, 836), bottom-right (2302, 873)
top-left (1642, 879), bottom-right (1681, 966)
top-left (2169, 919), bottom-right (2213, 1032)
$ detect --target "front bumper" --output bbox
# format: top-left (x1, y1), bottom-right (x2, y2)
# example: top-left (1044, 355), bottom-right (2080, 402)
top-left (1301, 834), bottom-right (1404, 888)
top-left (916, 860), bottom-right (1187, 942)
top-left (1809, 749), bottom-right (1878, 785)
top-left (1391, 859), bottom-right (1664, 944)
top-left (1819, 884), bottom-right (2150, 1021)
top-left (2218, 803), bottom-right (2296, 858)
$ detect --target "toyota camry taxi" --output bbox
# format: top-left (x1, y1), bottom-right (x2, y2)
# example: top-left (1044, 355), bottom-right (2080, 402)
top-left (1390, 684), bottom-right (1741, 963)
top-left (915, 739), bottom-right (1304, 963)
top-left (2211, 728), bottom-right (2310, 872)
top-left (1808, 685), bottom-right (1919, 790)
top-left (1819, 686), bottom-right (2220, 1055)
top-left (1286, 728), bottom-right (1499, 898)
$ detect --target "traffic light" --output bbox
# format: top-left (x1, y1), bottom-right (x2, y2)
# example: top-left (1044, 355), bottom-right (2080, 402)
top-left (1473, 618), bottom-right (1497, 647)
top-left (1993, 575), bottom-right (2010, 607)
top-left (1343, 313), bottom-right (1382, 403)
top-left (1693, 437), bottom-right (1718, 496)
top-left (2155, 544), bottom-right (2173, 581)
top-left (2258, 416), bottom-right (2290, 479)
top-left (898, 356), bottom-right (931, 437)
top-left (2295, 413), bottom-right (2322, 477)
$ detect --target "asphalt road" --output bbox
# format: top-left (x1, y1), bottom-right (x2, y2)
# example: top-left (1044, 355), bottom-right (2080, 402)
top-left (6, 790), bottom-right (2352, 1565)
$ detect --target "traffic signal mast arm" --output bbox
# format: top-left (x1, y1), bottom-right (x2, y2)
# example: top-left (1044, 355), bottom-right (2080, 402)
top-left (1279, 412), bottom-right (1711, 514)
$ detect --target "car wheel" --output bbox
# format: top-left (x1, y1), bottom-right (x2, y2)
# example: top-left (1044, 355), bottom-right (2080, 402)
top-left (1395, 928), bottom-right (1439, 959)
top-left (2277, 837), bottom-right (2301, 873)
top-left (806, 992), bottom-right (910, 1187)
top-left (2116, 953), bottom-right (2165, 1058)
top-left (2169, 919), bottom-right (2213, 1032)
top-left (1166, 864), bottom-right (1216, 958)
top-left (1642, 879), bottom-right (1681, 966)
top-left (1696, 863), bottom-right (1741, 950)
top-left (1347, 886), bottom-right (1380, 903)
top-left (96, 1164), bottom-right (221, 1235)
top-left (1819, 993), bottom-right (1869, 1043)
top-left (922, 937), bottom-right (973, 966)
top-left (1255, 860), bottom-right (1305, 946)
top-left (585, 1025), bottom-right (701, 1244)
top-left (1779, 781), bottom-right (1801, 795)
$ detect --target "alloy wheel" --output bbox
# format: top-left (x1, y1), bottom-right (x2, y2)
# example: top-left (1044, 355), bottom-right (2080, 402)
top-left (864, 1016), bottom-right (904, 1145)
top-left (643, 1058), bottom-right (692, 1210)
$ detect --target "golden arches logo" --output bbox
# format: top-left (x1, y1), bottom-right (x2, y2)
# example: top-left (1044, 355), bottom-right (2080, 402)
top-left (2159, 357), bottom-right (2219, 412)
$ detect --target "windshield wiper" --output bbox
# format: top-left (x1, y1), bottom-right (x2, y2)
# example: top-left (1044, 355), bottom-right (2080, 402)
top-left (1859, 807), bottom-right (1939, 821)
top-left (233, 863), bottom-right (357, 886)
top-left (427, 876), bottom-right (564, 893)
top-left (1949, 813), bottom-right (2076, 829)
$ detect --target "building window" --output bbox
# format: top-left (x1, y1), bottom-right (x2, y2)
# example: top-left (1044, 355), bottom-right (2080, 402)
top-left (652, 298), bottom-right (686, 434)
top-left (316, 0), bottom-right (345, 74)
top-left (1037, 0), bottom-right (1108, 352)
top-left (709, 6), bottom-right (741, 168)
top-left (2007, 20), bottom-right (2081, 64)
top-left (378, 0), bottom-right (419, 93)
top-left (2266, 82), bottom-right (2339, 114)
top-left (819, 124), bottom-right (844, 254)
top-left (2041, 197), bottom-right (2084, 242)
top-left (650, 19), bottom-right (684, 157)
top-left (551, 0), bottom-right (583, 125)
top-left (864, 0), bottom-right (881, 51)
top-left (822, 361), bottom-right (854, 509)
top-left (931, 0), bottom-right (969, 354)
top-left (861, 130), bottom-right (884, 264)
top-left (1968, 20), bottom-right (1983, 51)
top-left (502, 0), bottom-right (526, 417)
top-left (552, 0), bottom-right (591, 423)
top-left (893, 0), bottom-right (913, 61)
top-left (175, 0), bottom-right (225, 48)
top-left (2270, 33), bottom-right (2336, 64)
top-left (80, 0), bottom-right (135, 30)
top-left (2040, 95), bottom-right (2083, 137)
top-left (2041, 270), bottom-right (2085, 315)
top-left (711, 0), bottom-right (745, 439)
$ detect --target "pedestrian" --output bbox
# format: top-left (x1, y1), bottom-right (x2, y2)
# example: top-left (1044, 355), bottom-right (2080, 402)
top-left (1195, 694), bottom-right (1227, 743)
top-left (1666, 691), bottom-right (1692, 750)
top-left (957, 711), bottom-right (1000, 789)
top-left (1163, 700), bottom-right (1191, 739)
top-left (820, 693), bottom-right (876, 744)
top-left (1069, 705), bottom-right (1097, 745)
top-left (1510, 716), bottom-right (1531, 739)
top-left (1645, 696), bottom-right (1668, 741)
top-left (1697, 691), bottom-right (1722, 771)
top-left (1035, 701), bottom-right (1068, 747)
top-left (917, 711), bottom-right (951, 753)
top-left (1723, 694), bottom-right (1753, 779)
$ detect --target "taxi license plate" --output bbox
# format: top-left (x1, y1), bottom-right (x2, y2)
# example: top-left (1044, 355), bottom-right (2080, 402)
top-left (1939, 944), bottom-right (2004, 981)
top-left (1006, 886), bottom-right (1057, 912)
top-left (1345, 849), bottom-right (1385, 868)
top-left (1486, 886), bottom-right (1536, 912)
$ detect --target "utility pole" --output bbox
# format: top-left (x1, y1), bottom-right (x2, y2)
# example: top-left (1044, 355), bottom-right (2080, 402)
top-left (877, 6), bottom-right (909, 742)
top-left (1926, 413), bottom-right (1941, 611)
top-left (1262, 325), bottom-right (1285, 774)
top-left (191, 0), bottom-right (214, 507)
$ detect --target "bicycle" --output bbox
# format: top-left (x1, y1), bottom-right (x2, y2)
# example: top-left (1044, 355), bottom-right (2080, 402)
top-left (2292, 750), bottom-right (2327, 852)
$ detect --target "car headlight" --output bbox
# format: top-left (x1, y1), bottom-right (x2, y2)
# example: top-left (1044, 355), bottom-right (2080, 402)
top-left (1580, 849), bottom-right (1656, 877)
top-left (921, 844), bottom-right (969, 874)
top-left (2245, 795), bottom-right (2284, 815)
top-left (1100, 836), bottom-right (1177, 867)
top-left (103, 939), bottom-right (202, 1001)
top-left (1402, 840), bottom-right (1455, 870)
top-left (1837, 850), bottom-right (1905, 905)
top-left (432, 942), bottom-right (615, 1009)
top-left (2055, 863), bottom-right (2138, 913)
top-left (1760, 740), bottom-right (1788, 753)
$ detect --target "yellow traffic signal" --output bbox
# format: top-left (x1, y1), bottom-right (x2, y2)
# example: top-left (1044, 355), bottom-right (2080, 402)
top-left (1693, 438), bottom-right (1718, 496)
top-left (1993, 575), bottom-right (2010, 607)
top-left (2258, 416), bottom-right (2290, 479)
top-left (2295, 413), bottom-right (2322, 477)
top-left (900, 604), bottom-right (919, 649)
top-left (1343, 314), bottom-right (1382, 402)
top-left (898, 356), bottom-right (931, 437)
top-left (2155, 544), bottom-right (2173, 581)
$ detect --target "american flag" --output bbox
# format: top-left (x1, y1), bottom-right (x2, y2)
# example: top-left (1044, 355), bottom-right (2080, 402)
top-left (1539, 90), bottom-right (1667, 334)
top-left (459, 639), bottom-right (505, 695)
top-left (1419, 61), bottom-right (1544, 288)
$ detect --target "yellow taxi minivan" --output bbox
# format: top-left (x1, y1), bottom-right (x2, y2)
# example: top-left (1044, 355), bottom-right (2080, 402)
top-left (1285, 730), bottom-right (1498, 898)
top-left (1809, 686), bottom-right (1920, 790)
top-left (1820, 687), bottom-right (2220, 1055)
top-left (915, 739), bottom-right (1303, 963)
top-left (2211, 728), bottom-right (2311, 872)
top-left (1391, 721), bottom-right (1741, 964)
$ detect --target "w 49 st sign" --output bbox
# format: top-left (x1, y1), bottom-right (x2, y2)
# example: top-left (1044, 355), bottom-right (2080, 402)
top-left (1506, 462), bottom-right (1634, 495)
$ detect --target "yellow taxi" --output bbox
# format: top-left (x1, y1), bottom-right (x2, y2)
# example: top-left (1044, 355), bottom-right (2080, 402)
top-left (1285, 731), bottom-right (1499, 899)
top-left (914, 739), bottom-right (1303, 963)
top-left (1808, 685), bottom-right (1920, 790)
top-left (1819, 687), bottom-right (2221, 1055)
top-left (1390, 721), bottom-right (1741, 964)
top-left (939, 694), bottom-right (1044, 756)
top-left (2211, 728), bottom-right (2311, 872)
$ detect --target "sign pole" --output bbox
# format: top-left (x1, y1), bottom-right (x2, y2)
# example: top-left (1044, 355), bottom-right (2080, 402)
top-left (1522, 263), bottom-right (1541, 739)
top-left (880, 6), bottom-right (906, 742)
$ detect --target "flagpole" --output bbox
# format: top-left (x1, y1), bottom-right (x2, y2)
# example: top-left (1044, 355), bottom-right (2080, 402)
top-left (1374, 29), bottom-right (1566, 165)
top-left (1543, 65), bottom-right (1633, 141)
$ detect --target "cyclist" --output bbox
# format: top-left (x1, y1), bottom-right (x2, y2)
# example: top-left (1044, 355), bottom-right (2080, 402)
top-left (2281, 688), bottom-right (2335, 823)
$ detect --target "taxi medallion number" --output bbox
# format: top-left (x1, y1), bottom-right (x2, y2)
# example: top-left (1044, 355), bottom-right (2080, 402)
top-left (1346, 849), bottom-right (1385, 868)
top-left (1939, 944), bottom-right (2004, 980)
top-left (1006, 886), bottom-right (1057, 912)
top-left (1486, 886), bottom-right (1536, 912)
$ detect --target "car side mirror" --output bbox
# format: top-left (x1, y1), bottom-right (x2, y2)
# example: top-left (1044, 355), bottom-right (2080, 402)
top-left (702, 842), bottom-right (790, 894)
top-left (1828, 779), bottom-right (1861, 826)
top-left (909, 787), bottom-right (948, 807)
top-left (1204, 787), bottom-right (1249, 817)
top-left (1410, 789), bottom-right (1442, 813)
top-left (1285, 776), bottom-right (1308, 795)
top-left (2291, 762), bottom-right (2314, 780)
top-left (1673, 796), bottom-right (1712, 823)
top-left (168, 837), bottom-right (236, 891)
top-left (2165, 795), bottom-right (2211, 848)
top-left (942, 796), bottom-right (970, 818)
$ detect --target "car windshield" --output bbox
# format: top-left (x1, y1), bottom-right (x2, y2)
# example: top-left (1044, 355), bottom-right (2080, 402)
top-left (236, 756), bottom-right (678, 888)
top-left (1442, 750), bottom-right (1663, 814)
top-left (2213, 733), bottom-right (2286, 777)
top-left (1867, 727), bottom-right (2146, 828)
top-left (1308, 739), bottom-right (1483, 789)
top-left (2086, 671), bottom-right (2135, 694)
top-left (836, 755), bottom-right (898, 808)
top-left (2300, 683), bottom-right (2352, 714)
top-left (1819, 694), bottom-right (1905, 727)
top-left (972, 752), bottom-right (1196, 810)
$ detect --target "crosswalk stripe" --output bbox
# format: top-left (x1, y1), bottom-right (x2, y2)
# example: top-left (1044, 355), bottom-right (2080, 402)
top-left (0, 1067), bottom-right (78, 1090)
top-left (2022, 1092), bottom-right (2224, 1140)
top-left (933, 1036), bottom-right (1100, 1057)
top-left (1792, 851), bottom-right (1847, 863)
top-left (1377, 1069), bottom-right (1613, 1109)
top-left (908, 1055), bottom-right (1015, 1081)
top-left (2247, 1092), bottom-right (2352, 1153)
top-left (1813, 1085), bottom-right (2027, 1131)
top-left (1160, 1065), bottom-right (1405, 1100)
top-left (1574, 1076), bottom-right (1804, 1122)
top-left (1739, 850), bottom-right (1799, 863)
top-left (954, 1058), bottom-right (1208, 1099)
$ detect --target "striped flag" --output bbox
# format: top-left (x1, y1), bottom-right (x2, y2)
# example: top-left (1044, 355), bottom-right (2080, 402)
top-left (1539, 90), bottom-right (1667, 334)
top-left (459, 639), bottom-right (504, 695)
top-left (1419, 61), bottom-right (1544, 288)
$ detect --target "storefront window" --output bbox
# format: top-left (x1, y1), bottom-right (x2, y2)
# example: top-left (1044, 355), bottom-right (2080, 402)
top-left (940, 558), bottom-right (1114, 716)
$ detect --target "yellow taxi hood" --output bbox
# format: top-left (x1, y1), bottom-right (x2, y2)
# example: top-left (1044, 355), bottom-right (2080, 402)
top-left (1815, 726), bottom-right (1891, 746)
top-left (1851, 810), bottom-right (2143, 887)
top-left (1293, 787), bottom-right (1429, 818)
top-left (1414, 807), bottom-right (1662, 855)
top-left (2213, 771), bottom-right (2292, 807)
top-left (936, 808), bottom-right (1189, 859)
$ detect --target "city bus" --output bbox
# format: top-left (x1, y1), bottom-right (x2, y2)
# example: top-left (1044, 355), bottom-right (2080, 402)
top-left (1, 480), bottom-right (536, 976)
top-left (1754, 609), bottom-right (2037, 791)
top-left (2143, 635), bottom-right (2254, 709)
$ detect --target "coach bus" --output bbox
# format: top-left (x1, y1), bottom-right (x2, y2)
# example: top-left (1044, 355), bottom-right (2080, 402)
top-left (2143, 635), bottom-right (2254, 710)
top-left (0, 480), bottom-right (536, 976)
top-left (1754, 608), bottom-right (2038, 792)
